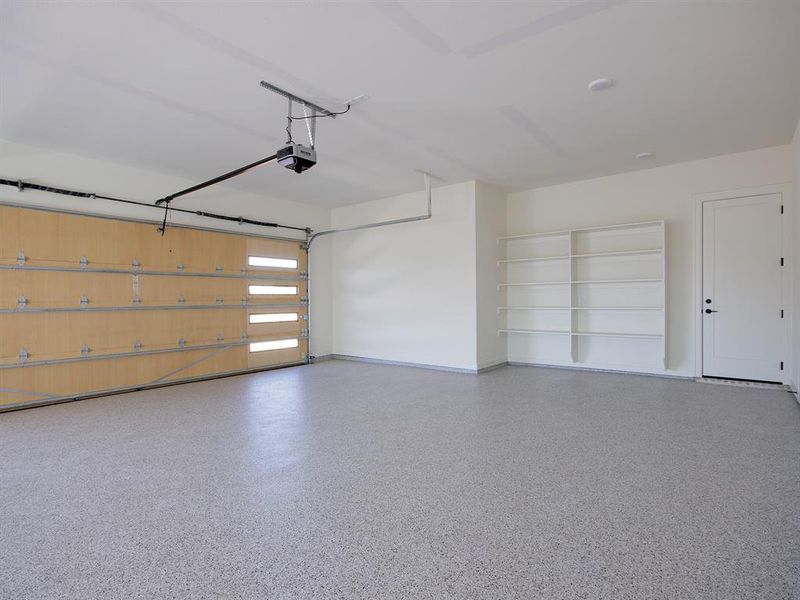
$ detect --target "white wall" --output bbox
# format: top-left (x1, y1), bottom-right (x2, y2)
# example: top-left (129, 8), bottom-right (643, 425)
top-left (330, 181), bottom-right (479, 370)
top-left (507, 145), bottom-right (793, 377)
top-left (793, 122), bottom-right (800, 393)
top-left (0, 138), bottom-right (333, 357)
top-left (475, 181), bottom-right (507, 370)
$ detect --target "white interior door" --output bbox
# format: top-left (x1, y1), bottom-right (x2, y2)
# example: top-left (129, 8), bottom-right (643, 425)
top-left (702, 194), bottom-right (784, 382)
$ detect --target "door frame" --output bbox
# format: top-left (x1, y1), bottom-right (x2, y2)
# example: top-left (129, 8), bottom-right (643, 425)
top-left (693, 184), bottom-right (793, 383)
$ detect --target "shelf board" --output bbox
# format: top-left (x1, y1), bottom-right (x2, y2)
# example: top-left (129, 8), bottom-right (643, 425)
top-left (499, 278), bottom-right (663, 287)
top-left (498, 329), bottom-right (570, 335)
top-left (498, 306), bottom-right (663, 311)
top-left (498, 306), bottom-right (569, 310)
top-left (572, 306), bottom-right (663, 311)
top-left (572, 331), bottom-right (664, 339)
top-left (498, 254), bottom-right (570, 264)
top-left (498, 220), bottom-right (664, 242)
top-left (572, 278), bottom-right (663, 285)
top-left (571, 248), bottom-right (662, 259)
top-left (499, 329), bottom-right (663, 339)
top-left (498, 248), bottom-right (662, 264)
top-left (498, 281), bottom-right (569, 287)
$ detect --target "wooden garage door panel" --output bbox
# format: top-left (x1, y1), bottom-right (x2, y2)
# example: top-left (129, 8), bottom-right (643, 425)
top-left (1, 206), bottom-right (250, 274)
top-left (0, 271), bottom-right (134, 309)
top-left (0, 205), bottom-right (309, 409)
top-left (0, 310), bottom-right (250, 361)
top-left (0, 343), bottom-right (301, 407)
top-left (138, 276), bottom-right (246, 305)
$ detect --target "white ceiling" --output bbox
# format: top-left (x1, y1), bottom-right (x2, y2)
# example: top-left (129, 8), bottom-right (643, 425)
top-left (1, 1), bottom-right (799, 208)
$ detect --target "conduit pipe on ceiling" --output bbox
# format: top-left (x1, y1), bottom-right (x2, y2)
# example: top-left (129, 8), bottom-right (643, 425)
top-left (303, 171), bottom-right (437, 364)
top-left (306, 170), bottom-right (434, 248)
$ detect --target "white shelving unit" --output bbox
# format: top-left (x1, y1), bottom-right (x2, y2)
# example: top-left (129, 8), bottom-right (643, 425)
top-left (497, 220), bottom-right (666, 371)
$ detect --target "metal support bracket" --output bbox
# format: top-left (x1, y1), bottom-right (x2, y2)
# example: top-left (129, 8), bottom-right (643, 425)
top-left (132, 296), bottom-right (142, 305)
top-left (215, 265), bottom-right (223, 272)
top-left (18, 348), bottom-right (28, 364)
top-left (240, 333), bottom-right (248, 342)
top-left (79, 256), bottom-right (88, 270)
top-left (178, 338), bottom-right (186, 349)
top-left (216, 334), bottom-right (224, 344)
top-left (132, 259), bottom-right (141, 271)
top-left (81, 344), bottom-right (90, 358)
top-left (17, 251), bottom-right (25, 266)
top-left (215, 296), bottom-right (223, 304)
top-left (17, 295), bottom-right (27, 310)
top-left (133, 340), bottom-right (142, 352)
top-left (177, 263), bottom-right (184, 272)
top-left (80, 295), bottom-right (89, 307)
top-left (177, 295), bottom-right (185, 304)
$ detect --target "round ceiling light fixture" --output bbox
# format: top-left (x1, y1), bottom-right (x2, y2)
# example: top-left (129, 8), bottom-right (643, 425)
top-left (588, 78), bottom-right (614, 92)
top-left (636, 152), bottom-right (655, 160)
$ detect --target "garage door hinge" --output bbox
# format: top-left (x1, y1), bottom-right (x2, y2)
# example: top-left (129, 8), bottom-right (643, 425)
top-left (80, 295), bottom-right (89, 307)
top-left (79, 256), bottom-right (88, 270)
top-left (81, 344), bottom-right (90, 358)
top-left (17, 251), bottom-right (25, 266)
top-left (18, 348), bottom-right (28, 364)
top-left (17, 295), bottom-right (27, 310)
top-left (134, 340), bottom-right (142, 352)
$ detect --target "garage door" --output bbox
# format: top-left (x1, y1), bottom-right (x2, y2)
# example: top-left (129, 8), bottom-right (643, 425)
top-left (0, 205), bottom-right (309, 410)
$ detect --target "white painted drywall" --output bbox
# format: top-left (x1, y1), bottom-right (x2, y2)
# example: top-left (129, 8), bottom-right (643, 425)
top-left (793, 121), bottom-right (800, 393)
top-left (330, 181), bottom-right (478, 370)
top-left (507, 145), bottom-right (793, 377)
top-left (0, 138), bottom-right (333, 357)
top-left (475, 181), bottom-right (508, 370)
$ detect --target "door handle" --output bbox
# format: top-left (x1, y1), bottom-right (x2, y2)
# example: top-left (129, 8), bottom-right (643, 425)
top-left (704, 308), bottom-right (718, 314)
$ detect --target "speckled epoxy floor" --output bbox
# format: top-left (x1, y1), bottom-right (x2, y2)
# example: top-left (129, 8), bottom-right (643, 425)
top-left (1, 362), bottom-right (799, 600)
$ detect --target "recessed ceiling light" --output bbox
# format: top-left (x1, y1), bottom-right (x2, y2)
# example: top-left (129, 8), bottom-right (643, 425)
top-left (588, 78), bottom-right (614, 92)
top-left (636, 152), bottom-right (655, 159)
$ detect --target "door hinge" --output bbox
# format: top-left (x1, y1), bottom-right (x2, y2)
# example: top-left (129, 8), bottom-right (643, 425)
top-left (780, 361), bottom-right (784, 371)
top-left (780, 257), bottom-right (784, 266)
top-left (780, 204), bottom-right (784, 214)
top-left (781, 309), bottom-right (784, 318)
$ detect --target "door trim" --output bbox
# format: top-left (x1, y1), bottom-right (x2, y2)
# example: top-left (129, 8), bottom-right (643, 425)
top-left (693, 184), bottom-right (793, 383)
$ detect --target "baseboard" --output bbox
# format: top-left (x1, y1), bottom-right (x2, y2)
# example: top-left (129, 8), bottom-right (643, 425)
top-left (506, 361), bottom-right (694, 381)
top-left (310, 354), bottom-right (334, 362)
top-left (312, 354), bottom-right (693, 381)
top-left (477, 360), bottom-right (509, 373)
top-left (317, 354), bottom-right (486, 374)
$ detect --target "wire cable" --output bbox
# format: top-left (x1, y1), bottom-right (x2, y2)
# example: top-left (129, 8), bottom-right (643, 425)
top-left (0, 178), bottom-right (310, 234)
top-left (289, 104), bottom-right (351, 120)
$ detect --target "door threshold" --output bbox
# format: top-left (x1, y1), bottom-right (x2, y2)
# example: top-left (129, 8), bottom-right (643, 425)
top-left (697, 377), bottom-right (789, 391)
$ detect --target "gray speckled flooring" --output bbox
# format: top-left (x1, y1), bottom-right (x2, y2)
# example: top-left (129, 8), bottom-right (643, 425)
top-left (1, 362), bottom-right (799, 600)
